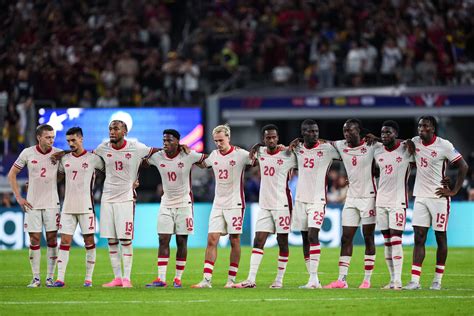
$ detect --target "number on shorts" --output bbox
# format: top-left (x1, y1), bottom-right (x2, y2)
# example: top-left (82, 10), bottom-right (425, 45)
top-left (263, 166), bottom-right (275, 176)
top-left (125, 221), bottom-right (133, 233)
top-left (352, 156), bottom-right (357, 166)
top-left (303, 158), bottom-right (314, 168)
top-left (313, 211), bottom-right (324, 223)
top-left (436, 213), bottom-right (446, 224)
top-left (40, 167), bottom-right (46, 177)
top-left (56, 213), bottom-right (60, 228)
top-left (278, 216), bottom-right (291, 227)
top-left (369, 209), bottom-right (376, 217)
top-left (232, 216), bottom-right (242, 227)
top-left (420, 157), bottom-right (428, 168)
top-left (72, 170), bottom-right (78, 180)
top-left (115, 161), bottom-right (123, 171)
top-left (218, 169), bottom-right (229, 179)
top-left (89, 216), bottom-right (94, 228)
top-left (167, 171), bottom-right (177, 182)
top-left (384, 164), bottom-right (393, 175)
top-left (186, 218), bottom-right (194, 229)
top-left (396, 213), bottom-right (404, 224)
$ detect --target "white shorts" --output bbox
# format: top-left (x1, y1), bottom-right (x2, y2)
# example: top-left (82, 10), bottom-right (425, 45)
top-left (291, 201), bottom-right (325, 231)
top-left (59, 213), bottom-right (96, 235)
top-left (255, 208), bottom-right (291, 234)
top-left (376, 207), bottom-right (406, 231)
top-left (158, 205), bottom-right (194, 235)
top-left (208, 208), bottom-right (244, 235)
top-left (24, 208), bottom-right (60, 233)
top-left (342, 197), bottom-right (376, 227)
top-left (100, 201), bottom-right (135, 239)
top-left (412, 197), bottom-right (450, 232)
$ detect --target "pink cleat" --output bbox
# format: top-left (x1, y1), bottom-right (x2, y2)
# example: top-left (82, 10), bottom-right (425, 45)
top-left (102, 278), bottom-right (123, 288)
top-left (122, 278), bottom-right (133, 288)
top-left (324, 280), bottom-right (348, 289)
top-left (359, 280), bottom-right (371, 289)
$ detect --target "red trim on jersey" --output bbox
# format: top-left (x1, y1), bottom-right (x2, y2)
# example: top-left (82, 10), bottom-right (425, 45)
top-left (90, 172), bottom-right (96, 214)
top-left (35, 145), bottom-right (53, 155)
top-left (266, 148), bottom-right (281, 155)
top-left (384, 140), bottom-right (401, 152)
top-left (165, 148), bottom-right (180, 159)
top-left (450, 155), bottom-right (462, 164)
top-left (324, 163), bottom-right (332, 203)
top-left (404, 166), bottom-right (411, 206)
top-left (422, 134), bottom-right (437, 146)
top-left (444, 198), bottom-right (450, 232)
top-left (240, 168), bottom-right (246, 209)
top-left (304, 141), bottom-right (320, 150)
top-left (111, 139), bottom-right (127, 150)
top-left (371, 160), bottom-right (377, 194)
top-left (132, 202), bottom-right (136, 239)
top-left (219, 146), bottom-right (234, 156)
top-left (285, 171), bottom-right (293, 214)
top-left (13, 163), bottom-right (23, 170)
top-left (73, 150), bottom-right (88, 157)
top-left (347, 140), bottom-right (365, 148)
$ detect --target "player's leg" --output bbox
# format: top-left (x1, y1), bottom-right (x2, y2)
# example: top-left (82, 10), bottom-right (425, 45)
top-left (301, 231), bottom-right (310, 272)
top-left (227, 234), bottom-right (241, 287)
top-left (389, 229), bottom-right (403, 290)
top-left (54, 233), bottom-right (72, 287)
top-left (430, 199), bottom-right (450, 290)
top-left (359, 223), bottom-right (376, 288)
top-left (27, 232), bottom-right (42, 287)
top-left (302, 205), bottom-right (325, 289)
top-left (292, 202), bottom-right (310, 273)
top-left (101, 203), bottom-right (123, 287)
top-left (191, 232), bottom-right (220, 288)
top-left (148, 206), bottom-right (173, 287)
top-left (118, 201), bottom-right (135, 287)
top-left (83, 233), bottom-right (96, 287)
top-left (44, 208), bottom-right (60, 287)
top-left (173, 234), bottom-right (188, 287)
top-left (377, 207), bottom-right (393, 289)
top-left (271, 233), bottom-right (289, 288)
top-left (405, 226), bottom-right (428, 289)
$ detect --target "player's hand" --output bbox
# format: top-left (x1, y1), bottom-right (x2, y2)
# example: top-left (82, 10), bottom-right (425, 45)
top-left (318, 139), bottom-right (327, 144)
top-left (249, 143), bottom-right (263, 159)
top-left (404, 139), bottom-right (415, 155)
top-left (435, 187), bottom-right (455, 198)
top-left (288, 138), bottom-right (302, 152)
top-left (277, 144), bottom-right (286, 151)
top-left (179, 144), bottom-right (191, 154)
top-left (50, 151), bottom-right (67, 165)
top-left (17, 197), bottom-right (33, 212)
top-left (364, 133), bottom-right (378, 145)
top-left (140, 158), bottom-right (151, 168)
top-left (133, 180), bottom-right (140, 189)
top-left (440, 176), bottom-right (451, 188)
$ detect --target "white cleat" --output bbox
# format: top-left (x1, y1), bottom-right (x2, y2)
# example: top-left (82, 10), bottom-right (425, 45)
top-left (191, 279), bottom-right (212, 288)
top-left (269, 281), bottom-right (283, 289)
top-left (299, 281), bottom-right (322, 289)
top-left (224, 280), bottom-right (235, 288)
top-left (27, 278), bottom-right (41, 288)
top-left (429, 281), bottom-right (442, 290)
top-left (381, 281), bottom-right (394, 290)
top-left (45, 278), bottom-right (54, 288)
top-left (404, 281), bottom-right (421, 290)
top-left (233, 280), bottom-right (256, 288)
top-left (393, 281), bottom-right (402, 290)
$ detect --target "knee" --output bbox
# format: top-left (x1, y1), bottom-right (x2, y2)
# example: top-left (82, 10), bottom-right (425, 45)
top-left (207, 235), bottom-right (219, 247)
top-left (276, 234), bottom-right (288, 245)
top-left (30, 235), bottom-right (40, 245)
top-left (158, 235), bottom-right (170, 245)
top-left (229, 235), bottom-right (241, 247)
top-left (340, 234), bottom-right (351, 246)
top-left (176, 237), bottom-right (188, 248)
top-left (363, 233), bottom-right (374, 244)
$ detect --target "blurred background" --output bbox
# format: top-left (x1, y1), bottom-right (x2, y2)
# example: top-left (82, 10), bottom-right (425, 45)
top-left (1, 0), bottom-right (473, 249)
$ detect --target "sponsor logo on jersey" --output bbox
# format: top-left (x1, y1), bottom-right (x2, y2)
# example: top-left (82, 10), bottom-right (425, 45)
top-left (343, 149), bottom-right (349, 153)
top-left (65, 164), bottom-right (70, 167)
top-left (31, 160), bottom-right (38, 164)
top-left (160, 164), bottom-right (166, 167)
top-left (107, 154), bottom-right (112, 157)
top-left (299, 150), bottom-right (305, 154)
top-left (378, 158), bottom-right (384, 162)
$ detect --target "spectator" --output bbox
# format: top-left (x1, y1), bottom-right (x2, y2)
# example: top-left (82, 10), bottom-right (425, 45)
top-left (397, 55), bottom-right (416, 85)
top-left (272, 59), bottom-right (293, 85)
top-left (179, 58), bottom-right (200, 104)
top-left (345, 41), bottom-right (366, 86)
top-left (380, 38), bottom-right (402, 85)
top-left (13, 69), bottom-right (33, 104)
top-left (415, 52), bottom-right (438, 85)
top-left (162, 51), bottom-right (181, 104)
top-left (115, 50), bottom-right (139, 104)
top-left (96, 89), bottom-right (119, 108)
top-left (313, 42), bottom-right (336, 89)
top-left (361, 40), bottom-right (378, 85)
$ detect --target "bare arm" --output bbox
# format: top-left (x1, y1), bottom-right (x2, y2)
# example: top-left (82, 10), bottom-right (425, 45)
top-left (435, 158), bottom-right (469, 197)
top-left (7, 166), bottom-right (32, 211)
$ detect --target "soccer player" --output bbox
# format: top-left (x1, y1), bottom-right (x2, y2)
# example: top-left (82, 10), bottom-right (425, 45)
top-left (373, 121), bottom-right (414, 290)
top-left (7, 124), bottom-right (60, 287)
top-left (404, 116), bottom-right (467, 290)
top-left (192, 124), bottom-right (254, 288)
top-left (94, 120), bottom-right (155, 288)
top-left (145, 129), bottom-right (205, 288)
top-left (233, 124), bottom-right (297, 289)
top-left (52, 127), bottom-right (104, 288)
top-left (325, 119), bottom-right (380, 289)
top-left (288, 120), bottom-right (341, 289)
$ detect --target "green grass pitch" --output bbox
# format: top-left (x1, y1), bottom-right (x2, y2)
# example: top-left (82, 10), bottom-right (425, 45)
top-left (1, 246), bottom-right (473, 315)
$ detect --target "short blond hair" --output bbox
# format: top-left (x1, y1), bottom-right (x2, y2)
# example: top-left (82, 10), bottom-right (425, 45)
top-left (212, 124), bottom-right (231, 138)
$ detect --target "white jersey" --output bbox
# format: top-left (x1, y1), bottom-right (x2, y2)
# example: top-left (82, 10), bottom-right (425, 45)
top-left (256, 147), bottom-right (297, 210)
top-left (334, 140), bottom-right (378, 198)
top-left (59, 151), bottom-right (104, 214)
top-left (204, 146), bottom-right (253, 209)
top-left (374, 142), bottom-right (414, 208)
top-left (13, 145), bottom-right (61, 209)
top-left (148, 150), bottom-right (205, 207)
top-left (412, 135), bottom-right (463, 198)
top-left (94, 140), bottom-right (152, 202)
top-left (295, 142), bottom-right (341, 204)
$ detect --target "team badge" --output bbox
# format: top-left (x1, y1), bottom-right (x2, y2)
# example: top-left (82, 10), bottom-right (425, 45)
top-left (214, 162), bottom-right (218, 165)
top-left (396, 157), bottom-right (402, 163)
top-left (260, 157), bottom-right (265, 161)
top-left (178, 162), bottom-right (184, 168)
top-left (299, 150), bottom-right (305, 154)
top-left (125, 153), bottom-right (132, 159)
top-left (229, 160), bottom-right (236, 166)
top-left (277, 159), bottom-right (284, 165)
top-left (361, 147), bottom-right (367, 154)
top-left (82, 162), bottom-right (89, 169)
top-left (431, 151), bottom-right (437, 157)
top-left (317, 151), bottom-right (323, 157)
top-left (343, 149), bottom-right (349, 153)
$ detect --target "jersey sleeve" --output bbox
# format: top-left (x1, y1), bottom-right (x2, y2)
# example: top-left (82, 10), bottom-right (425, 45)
top-left (203, 151), bottom-right (214, 168)
top-left (241, 149), bottom-right (253, 165)
top-left (136, 141), bottom-right (153, 158)
top-left (329, 144), bottom-right (341, 160)
top-left (147, 152), bottom-right (160, 168)
top-left (58, 158), bottom-right (65, 174)
top-left (13, 149), bottom-right (28, 170)
top-left (92, 154), bottom-right (105, 171)
top-left (444, 140), bottom-right (463, 164)
top-left (190, 150), bottom-right (205, 164)
top-left (93, 142), bottom-right (106, 157)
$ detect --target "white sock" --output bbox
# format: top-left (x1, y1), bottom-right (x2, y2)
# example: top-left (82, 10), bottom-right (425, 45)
top-left (175, 257), bottom-right (186, 280)
top-left (391, 236), bottom-right (403, 283)
top-left (29, 245), bottom-right (41, 279)
top-left (56, 245), bottom-right (70, 282)
top-left (364, 255), bottom-right (376, 282)
top-left (411, 263), bottom-right (422, 283)
top-left (248, 248), bottom-right (264, 282)
top-left (383, 234), bottom-right (394, 282)
top-left (434, 264), bottom-right (445, 283)
top-left (47, 243), bottom-right (58, 279)
top-left (309, 243), bottom-right (321, 283)
top-left (121, 241), bottom-right (133, 280)
top-left (108, 240), bottom-right (122, 279)
top-left (275, 251), bottom-right (289, 283)
top-left (338, 256), bottom-right (351, 281)
top-left (304, 256), bottom-right (310, 274)
top-left (85, 244), bottom-right (96, 282)
top-left (228, 263), bottom-right (239, 282)
top-left (203, 260), bottom-right (214, 281)
top-left (157, 256), bottom-right (169, 281)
